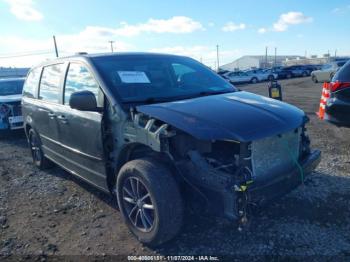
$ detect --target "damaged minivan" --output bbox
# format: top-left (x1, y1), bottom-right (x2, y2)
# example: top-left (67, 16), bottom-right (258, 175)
top-left (22, 53), bottom-right (321, 246)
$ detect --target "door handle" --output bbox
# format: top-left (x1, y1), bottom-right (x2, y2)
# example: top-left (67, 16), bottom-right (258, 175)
top-left (48, 112), bottom-right (56, 118)
top-left (57, 115), bottom-right (68, 124)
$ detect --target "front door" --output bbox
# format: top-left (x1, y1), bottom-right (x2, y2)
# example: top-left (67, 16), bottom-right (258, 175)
top-left (55, 62), bottom-right (107, 190)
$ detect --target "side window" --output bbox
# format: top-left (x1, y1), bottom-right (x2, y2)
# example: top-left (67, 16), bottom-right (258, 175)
top-left (23, 67), bottom-right (41, 98)
top-left (64, 63), bottom-right (102, 106)
top-left (39, 64), bottom-right (64, 103)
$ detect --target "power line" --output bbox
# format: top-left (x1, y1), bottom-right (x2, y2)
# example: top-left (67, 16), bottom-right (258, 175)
top-left (0, 50), bottom-right (53, 59)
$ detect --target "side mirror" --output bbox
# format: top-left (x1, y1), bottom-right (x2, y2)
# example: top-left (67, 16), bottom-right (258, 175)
top-left (69, 91), bottom-right (98, 111)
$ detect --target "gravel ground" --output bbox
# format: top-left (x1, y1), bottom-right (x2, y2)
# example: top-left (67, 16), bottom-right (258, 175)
top-left (1, 77), bottom-right (350, 261)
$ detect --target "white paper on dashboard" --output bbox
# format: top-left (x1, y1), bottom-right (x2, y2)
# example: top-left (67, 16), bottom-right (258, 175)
top-left (117, 71), bottom-right (151, 84)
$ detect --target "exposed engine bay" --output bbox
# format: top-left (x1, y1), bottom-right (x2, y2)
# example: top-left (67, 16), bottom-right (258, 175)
top-left (105, 106), bottom-right (318, 229)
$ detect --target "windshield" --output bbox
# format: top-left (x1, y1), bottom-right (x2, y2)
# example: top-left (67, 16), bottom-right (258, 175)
top-left (0, 80), bottom-right (24, 96)
top-left (93, 55), bottom-right (236, 103)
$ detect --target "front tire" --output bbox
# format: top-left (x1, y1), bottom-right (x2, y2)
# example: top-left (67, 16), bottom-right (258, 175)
top-left (268, 75), bottom-right (275, 81)
top-left (28, 129), bottom-right (53, 169)
top-left (251, 77), bottom-right (258, 84)
top-left (312, 75), bottom-right (318, 83)
top-left (117, 158), bottom-right (183, 246)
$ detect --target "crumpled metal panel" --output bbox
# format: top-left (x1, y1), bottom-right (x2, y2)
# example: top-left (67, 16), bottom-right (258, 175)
top-left (251, 129), bottom-right (301, 179)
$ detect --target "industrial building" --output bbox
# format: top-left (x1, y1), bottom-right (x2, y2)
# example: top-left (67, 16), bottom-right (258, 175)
top-left (0, 67), bottom-right (29, 78)
top-left (220, 55), bottom-right (304, 71)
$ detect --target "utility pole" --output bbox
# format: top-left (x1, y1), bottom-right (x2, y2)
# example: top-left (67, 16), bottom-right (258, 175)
top-left (200, 56), bottom-right (203, 63)
top-left (265, 46), bottom-right (268, 69)
top-left (109, 41), bottom-right (115, 53)
top-left (53, 35), bottom-right (59, 57)
top-left (274, 47), bottom-right (277, 68)
top-left (328, 50), bottom-right (330, 62)
top-left (216, 44), bottom-right (220, 71)
top-left (335, 49), bottom-right (337, 59)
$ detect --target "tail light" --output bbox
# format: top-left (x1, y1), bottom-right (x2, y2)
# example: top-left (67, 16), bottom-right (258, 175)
top-left (330, 81), bottom-right (350, 92)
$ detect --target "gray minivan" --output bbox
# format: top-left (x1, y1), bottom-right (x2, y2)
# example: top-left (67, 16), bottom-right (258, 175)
top-left (22, 53), bottom-right (321, 246)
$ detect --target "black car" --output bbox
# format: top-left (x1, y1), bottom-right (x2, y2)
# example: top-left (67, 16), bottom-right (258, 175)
top-left (283, 65), bottom-right (310, 77)
top-left (272, 67), bottom-right (293, 79)
top-left (325, 60), bottom-right (350, 127)
top-left (22, 53), bottom-right (321, 246)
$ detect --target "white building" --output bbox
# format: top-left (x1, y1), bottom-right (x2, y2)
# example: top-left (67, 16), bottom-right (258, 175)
top-left (220, 55), bottom-right (304, 71)
top-left (0, 67), bottom-right (29, 78)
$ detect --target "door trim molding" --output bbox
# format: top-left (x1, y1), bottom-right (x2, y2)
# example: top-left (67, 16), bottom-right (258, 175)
top-left (40, 134), bottom-right (103, 161)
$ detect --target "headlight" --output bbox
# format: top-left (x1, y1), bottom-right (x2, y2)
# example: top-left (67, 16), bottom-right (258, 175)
top-left (0, 104), bottom-right (10, 117)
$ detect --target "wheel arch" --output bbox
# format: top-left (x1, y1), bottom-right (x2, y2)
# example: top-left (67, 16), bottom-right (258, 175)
top-left (107, 142), bottom-right (180, 193)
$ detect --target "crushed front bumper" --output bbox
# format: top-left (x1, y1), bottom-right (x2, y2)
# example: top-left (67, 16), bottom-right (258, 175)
top-left (249, 150), bottom-right (321, 206)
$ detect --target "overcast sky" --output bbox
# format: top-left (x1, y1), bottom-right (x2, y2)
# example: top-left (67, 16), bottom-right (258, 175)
top-left (0, 0), bottom-right (349, 68)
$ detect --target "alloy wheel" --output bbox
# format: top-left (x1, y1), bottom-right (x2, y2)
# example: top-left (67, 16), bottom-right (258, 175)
top-left (122, 177), bottom-right (155, 232)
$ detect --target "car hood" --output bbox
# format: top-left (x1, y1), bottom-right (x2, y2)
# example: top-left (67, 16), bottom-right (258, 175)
top-left (0, 94), bottom-right (22, 103)
top-left (136, 91), bottom-right (307, 142)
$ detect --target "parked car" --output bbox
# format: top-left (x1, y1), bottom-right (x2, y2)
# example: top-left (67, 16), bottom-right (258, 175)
top-left (0, 77), bottom-right (25, 133)
top-left (272, 67), bottom-right (293, 79)
top-left (284, 65), bottom-right (310, 77)
top-left (311, 61), bottom-right (348, 83)
top-left (324, 60), bottom-right (350, 127)
top-left (245, 69), bottom-right (278, 82)
top-left (22, 53), bottom-right (321, 246)
top-left (303, 64), bottom-right (322, 74)
top-left (224, 70), bottom-right (260, 84)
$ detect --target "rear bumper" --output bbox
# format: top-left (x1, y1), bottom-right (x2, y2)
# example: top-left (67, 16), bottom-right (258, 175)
top-left (325, 98), bottom-right (350, 127)
top-left (249, 150), bottom-right (321, 206)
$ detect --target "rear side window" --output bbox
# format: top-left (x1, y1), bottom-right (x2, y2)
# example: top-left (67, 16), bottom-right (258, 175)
top-left (23, 68), bottom-right (41, 98)
top-left (39, 64), bottom-right (64, 103)
top-left (333, 61), bottom-right (350, 82)
top-left (64, 63), bottom-right (102, 106)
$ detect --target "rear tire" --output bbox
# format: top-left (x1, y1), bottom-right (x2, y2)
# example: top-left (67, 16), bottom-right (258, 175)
top-left (302, 71), bottom-right (308, 77)
top-left (312, 75), bottom-right (318, 83)
top-left (28, 129), bottom-right (53, 169)
top-left (117, 158), bottom-right (183, 246)
top-left (268, 75), bottom-right (274, 81)
top-left (286, 73), bottom-right (292, 79)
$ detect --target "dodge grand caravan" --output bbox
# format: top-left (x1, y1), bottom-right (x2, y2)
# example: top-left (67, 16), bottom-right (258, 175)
top-left (22, 53), bottom-right (321, 246)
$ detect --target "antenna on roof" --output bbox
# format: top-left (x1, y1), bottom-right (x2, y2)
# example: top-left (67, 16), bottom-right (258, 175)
top-left (53, 35), bottom-right (59, 57)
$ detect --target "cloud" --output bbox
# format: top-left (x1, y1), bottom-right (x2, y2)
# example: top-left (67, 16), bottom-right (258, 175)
top-left (222, 22), bottom-right (246, 32)
top-left (331, 5), bottom-right (350, 14)
top-left (0, 28), bottom-right (132, 67)
top-left (114, 16), bottom-right (205, 36)
top-left (258, 28), bottom-right (267, 34)
top-left (4, 0), bottom-right (43, 21)
top-left (273, 12), bottom-right (312, 32)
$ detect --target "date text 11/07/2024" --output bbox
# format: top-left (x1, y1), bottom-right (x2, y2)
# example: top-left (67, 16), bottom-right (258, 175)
top-left (127, 255), bottom-right (220, 261)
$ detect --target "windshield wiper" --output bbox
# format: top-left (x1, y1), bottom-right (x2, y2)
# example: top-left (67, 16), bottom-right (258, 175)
top-left (123, 97), bottom-right (174, 104)
top-left (197, 90), bottom-right (233, 97)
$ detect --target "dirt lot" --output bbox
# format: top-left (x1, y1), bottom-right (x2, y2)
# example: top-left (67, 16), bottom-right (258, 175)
top-left (1, 77), bottom-right (350, 260)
